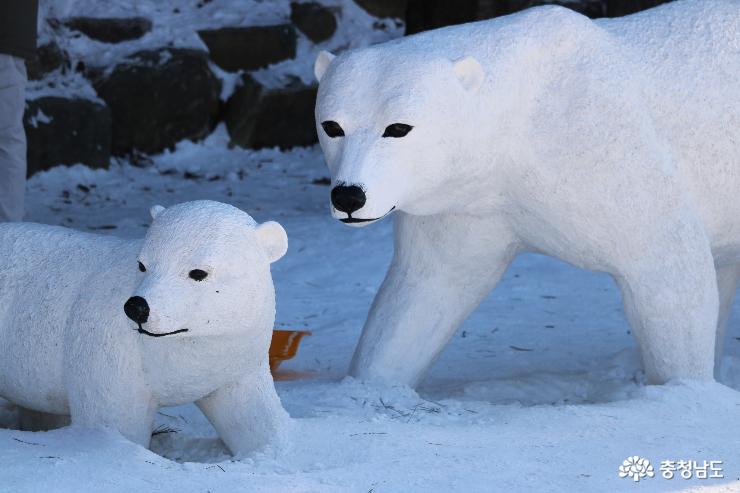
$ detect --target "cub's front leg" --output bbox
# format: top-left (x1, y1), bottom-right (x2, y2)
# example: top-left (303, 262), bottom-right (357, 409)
top-left (65, 322), bottom-right (156, 447)
top-left (66, 371), bottom-right (157, 447)
top-left (197, 367), bottom-right (289, 457)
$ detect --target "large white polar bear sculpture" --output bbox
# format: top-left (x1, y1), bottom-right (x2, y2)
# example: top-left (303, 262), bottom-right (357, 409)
top-left (314, 0), bottom-right (740, 387)
top-left (0, 200), bottom-right (289, 456)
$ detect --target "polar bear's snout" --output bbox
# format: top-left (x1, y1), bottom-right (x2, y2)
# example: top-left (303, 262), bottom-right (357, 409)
top-left (331, 184), bottom-right (366, 215)
top-left (123, 295), bottom-right (190, 338)
top-left (124, 296), bottom-right (149, 324)
top-left (330, 183), bottom-right (397, 226)
top-left (0, 200), bottom-right (290, 454)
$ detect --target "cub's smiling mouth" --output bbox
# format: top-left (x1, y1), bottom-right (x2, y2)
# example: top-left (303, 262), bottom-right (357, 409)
top-left (134, 323), bottom-right (189, 338)
top-left (340, 206), bottom-right (396, 224)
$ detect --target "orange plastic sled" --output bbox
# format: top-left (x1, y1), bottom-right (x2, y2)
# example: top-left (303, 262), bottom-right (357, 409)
top-left (269, 330), bottom-right (311, 374)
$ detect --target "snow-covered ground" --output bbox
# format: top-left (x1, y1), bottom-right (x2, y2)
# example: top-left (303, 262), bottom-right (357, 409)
top-left (0, 129), bottom-right (739, 492)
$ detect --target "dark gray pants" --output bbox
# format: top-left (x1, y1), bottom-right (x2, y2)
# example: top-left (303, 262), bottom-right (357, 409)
top-left (0, 54), bottom-right (26, 222)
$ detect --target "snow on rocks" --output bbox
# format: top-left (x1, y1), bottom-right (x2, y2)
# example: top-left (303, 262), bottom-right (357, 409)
top-left (22, 0), bottom-right (403, 175)
top-left (0, 200), bottom-right (290, 457)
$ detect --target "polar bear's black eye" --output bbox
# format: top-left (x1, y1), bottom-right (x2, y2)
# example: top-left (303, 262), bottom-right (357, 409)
top-left (189, 269), bottom-right (208, 281)
top-left (138, 262), bottom-right (146, 272)
top-left (321, 120), bottom-right (344, 138)
top-left (382, 123), bottom-right (413, 138)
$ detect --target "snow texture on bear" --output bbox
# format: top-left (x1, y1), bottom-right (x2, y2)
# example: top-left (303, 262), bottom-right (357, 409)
top-left (0, 200), bottom-right (289, 456)
top-left (314, 0), bottom-right (740, 387)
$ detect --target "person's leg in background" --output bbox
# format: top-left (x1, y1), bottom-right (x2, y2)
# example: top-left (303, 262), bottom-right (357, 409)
top-left (0, 54), bottom-right (27, 222)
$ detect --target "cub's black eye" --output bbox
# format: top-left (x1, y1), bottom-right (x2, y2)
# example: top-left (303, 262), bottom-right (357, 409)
top-left (321, 120), bottom-right (344, 138)
top-left (138, 262), bottom-right (146, 272)
top-left (189, 269), bottom-right (208, 281)
top-left (382, 123), bottom-right (413, 138)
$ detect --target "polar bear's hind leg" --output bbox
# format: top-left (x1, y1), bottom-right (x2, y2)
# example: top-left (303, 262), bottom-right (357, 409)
top-left (615, 229), bottom-right (718, 383)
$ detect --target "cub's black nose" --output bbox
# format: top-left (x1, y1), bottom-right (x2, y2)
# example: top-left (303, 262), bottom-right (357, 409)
top-left (331, 185), bottom-right (366, 214)
top-left (124, 296), bottom-right (149, 324)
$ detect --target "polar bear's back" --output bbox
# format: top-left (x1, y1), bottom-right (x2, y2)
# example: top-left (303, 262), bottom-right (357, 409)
top-left (337, 0), bottom-right (737, 122)
top-left (600, 1), bottom-right (740, 117)
top-left (0, 223), bottom-right (140, 413)
top-left (601, 1), bottom-right (739, 78)
top-left (600, 1), bottom-right (740, 241)
top-left (393, 0), bottom-right (739, 117)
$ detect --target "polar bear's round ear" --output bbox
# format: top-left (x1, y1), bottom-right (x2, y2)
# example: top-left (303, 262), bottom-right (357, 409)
top-left (150, 205), bottom-right (166, 220)
top-left (452, 56), bottom-right (484, 92)
top-left (314, 50), bottom-right (336, 82)
top-left (256, 221), bottom-right (288, 263)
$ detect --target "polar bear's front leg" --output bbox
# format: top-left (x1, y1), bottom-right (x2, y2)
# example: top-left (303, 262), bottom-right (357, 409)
top-left (65, 332), bottom-right (157, 448)
top-left (67, 380), bottom-right (156, 448)
top-left (350, 213), bottom-right (518, 387)
top-left (197, 367), bottom-right (289, 457)
top-left (616, 234), bottom-right (718, 384)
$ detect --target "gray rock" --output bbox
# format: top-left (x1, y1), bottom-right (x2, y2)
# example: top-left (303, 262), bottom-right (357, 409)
top-left (477, 0), bottom-right (606, 18)
top-left (64, 17), bottom-right (153, 43)
top-left (605, 0), bottom-right (671, 17)
top-left (223, 75), bottom-right (264, 146)
top-left (405, 0), bottom-right (477, 34)
top-left (225, 75), bottom-right (318, 150)
top-left (290, 2), bottom-right (338, 43)
top-left (354, 0), bottom-right (407, 18)
top-left (26, 41), bottom-right (70, 80)
top-left (92, 49), bottom-right (221, 156)
top-left (405, 0), bottom-right (635, 33)
top-left (198, 25), bottom-right (297, 72)
top-left (406, 0), bottom-right (657, 31)
top-left (24, 97), bottom-right (111, 176)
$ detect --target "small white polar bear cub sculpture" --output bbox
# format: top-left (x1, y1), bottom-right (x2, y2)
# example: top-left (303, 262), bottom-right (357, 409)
top-left (0, 200), bottom-right (289, 456)
top-left (315, 1), bottom-right (740, 387)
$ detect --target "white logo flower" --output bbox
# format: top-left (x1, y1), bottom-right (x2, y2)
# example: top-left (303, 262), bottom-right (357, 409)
top-left (619, 456), bottom-right (655, 482)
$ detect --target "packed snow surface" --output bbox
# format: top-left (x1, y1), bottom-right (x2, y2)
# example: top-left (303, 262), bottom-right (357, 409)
top-left (0, 129), bottom-right (739, 492)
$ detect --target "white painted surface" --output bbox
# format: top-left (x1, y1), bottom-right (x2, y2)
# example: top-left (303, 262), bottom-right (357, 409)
top-left (315, 0), bottom-right (740, 386)
top-left (0, 200), bottom-right (289, 456)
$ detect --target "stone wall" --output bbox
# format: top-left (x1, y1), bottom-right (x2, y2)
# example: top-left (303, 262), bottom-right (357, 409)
top-left (25, 1), bottom-right (350, 175)
top-left (405, 0), bottom-right (673, 34)
top-left (25, 0), bottom-right (673, 176)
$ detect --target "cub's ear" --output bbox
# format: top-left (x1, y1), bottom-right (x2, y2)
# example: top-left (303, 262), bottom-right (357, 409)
top-left (452, 56), bottom-right (484, 92)
top-left (150, 205), bottom-right (166, 220)
top-left (256, 221), bottom-right (288, 263)
top-left (314, 50), bottom-right (336, 82)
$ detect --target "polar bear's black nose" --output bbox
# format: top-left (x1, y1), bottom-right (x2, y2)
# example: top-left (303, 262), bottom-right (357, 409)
top-left (331, 185), bottom-right (366, 214)
top-left (124, 296), bottom-right (149, 324)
